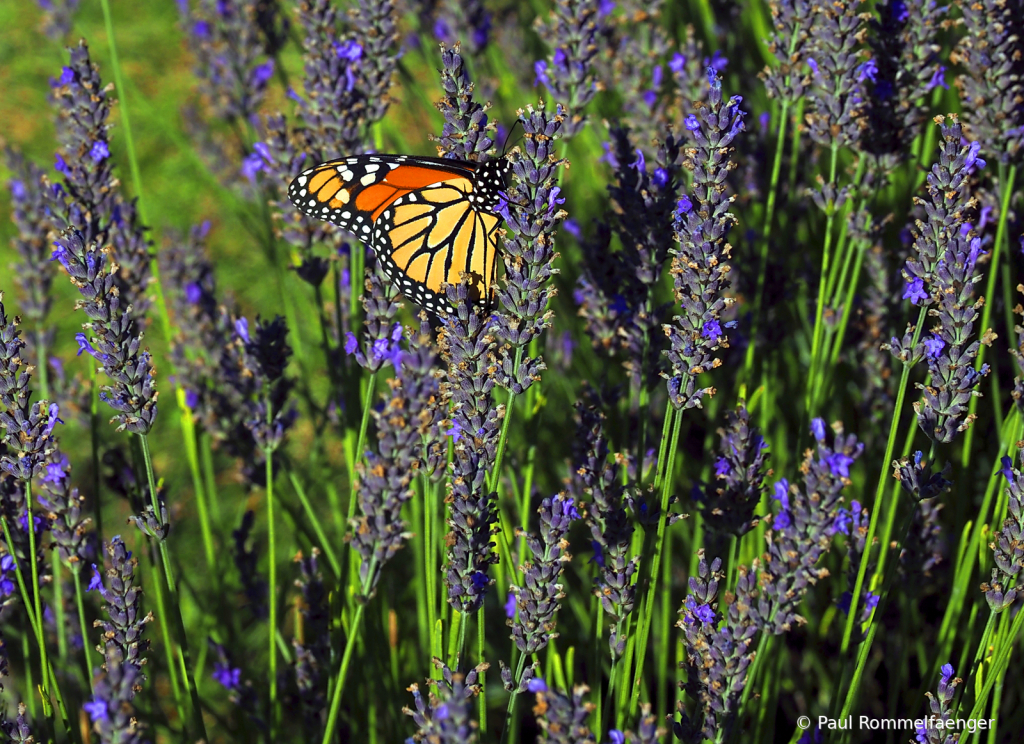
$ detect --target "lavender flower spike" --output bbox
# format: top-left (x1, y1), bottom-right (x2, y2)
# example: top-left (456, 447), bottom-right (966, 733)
top-left (52, 228), bottom-right (158, 434)
top-left (0, 293), bottom-right (61, 482)
top-left (5, 149), bottom-right (54, 333)
top-left (1, 631), bottom-right (36, 740)
top-left (403, 663), bottom-right (487, 741)
top-left (908, 118), bottom-right (991, 443)
top-left (534, 0), bottom-right (609, 138)
top-left (915, 664), bottom-right (961, 744)
top-left (86, 535), bottom-right (152, 742)
top-left (493, 104), bottom-right (567, 397)
top-left (663, 67), bottom-right (744, 410)
top-left (952, 0), bottom-right (1024, 166)
top-left (983, 455), bottom-right (1024, 612)
top-left (48, 41), bottom-right (151, 319)
top-left (438, 283), bottom-right (501, 614)
top-left (509, 493), bottom-right (578, 655)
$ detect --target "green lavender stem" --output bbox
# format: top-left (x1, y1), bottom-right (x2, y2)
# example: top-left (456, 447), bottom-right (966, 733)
top-left (960, 164), bottom-right (1017, 466)
top-left (840, 306), bottom-right (927, 652)
top-left (627, 406), bottom-right (681, 718)
top-left (805, 143), bottom-right (840, 414)
top-left (742, 100), bottom-right (790, 381)
top-left (139, 434), bottom-right (208, 741)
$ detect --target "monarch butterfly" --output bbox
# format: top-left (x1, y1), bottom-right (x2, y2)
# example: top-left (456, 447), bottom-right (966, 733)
top-left (287, 152), bottom-right (512, 314)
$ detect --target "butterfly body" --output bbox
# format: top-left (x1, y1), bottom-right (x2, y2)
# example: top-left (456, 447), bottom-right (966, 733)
top-left (288, 154), bottom-right (511, 314)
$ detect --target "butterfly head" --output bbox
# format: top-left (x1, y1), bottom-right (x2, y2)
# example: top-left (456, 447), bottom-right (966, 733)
top-left (473, 157), bottom-right (512, 214)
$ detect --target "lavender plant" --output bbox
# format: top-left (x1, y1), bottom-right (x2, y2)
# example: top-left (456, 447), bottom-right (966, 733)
top-left (7, 3), bottom-right (1024, 742)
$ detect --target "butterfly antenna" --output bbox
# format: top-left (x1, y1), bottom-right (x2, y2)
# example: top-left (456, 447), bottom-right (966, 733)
top-left (501, 120), bottom-right (523, 157)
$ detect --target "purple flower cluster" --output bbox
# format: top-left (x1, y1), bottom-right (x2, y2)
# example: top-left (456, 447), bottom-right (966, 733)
top-left (4, 149), bottom-right (53, 336)
top-left (84, 536), bottom-right (152, 740)
top-left (983, 456), bottom-right (1024, 612)
top-left (893, 117), bottom-right (991, 443)
top-left (52, 229), bottom-right (159, 434)
top-left (351, 320), bottom-right (440, 599)
top-left (38, 0), bottom-right (80, 40)
top-left (676, 553), bottom-right (758, 743)
top-left (235, 315), bottom-right (295, 454)
top-left (533, 683), bottom-right (596, 742)
top-left (0, 293), bottom-right (62, 482)
top-left (914, 664), bottom-right (960, 744)
top-left (48, 42), bottom-right (152, 319)
top-left (803, 1), bottom-right (867, 152)
top-left (291, 549), bottom-right (330, 731)
top-left (534, 0), bottom-right (610, 138)
top-left (663, 67), bottom-right (744, 410)
top-left (952, 0), bottom-right (1024, 167)
top-left (583, 128), bottom-right (680, 391)
top-left (862, 0), bottom-right (950, 171)
top-left (209, 639), bottom-right (263, 725)
top-left (761, 0), bottom-right (815, 105)
top-left (402, 663), bottom-right (487, 741)
top-left (434, 43), bottom-right (496, 162)
top-left (761, 420), bottom-right (864, 633)
top-left (576, 401), bottom-right (637, 658)
top-left (508, 493), bottom-right (579, 655)
top-left (438, 286), bottom-right (500, 614)
top-left (180, 0), bottom-right (279, 126)
top-left (159, 223), bottom-right (236, 423)
top-left (832, 499), bottom-right (878, 631)
top-left (345, 269), bottom-right (403, 374)
top-left (700, 402), bottom-right (770, 553)
top-left (894, 452), bottom-right (950, 595)
top-left (492, 105), bottom-right (567, 396)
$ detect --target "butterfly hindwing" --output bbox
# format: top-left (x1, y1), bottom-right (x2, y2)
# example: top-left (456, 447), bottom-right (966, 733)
top-left (374, 181), bottom-right (502, 314)
top-left (288, 153), bottom-right (508, 314)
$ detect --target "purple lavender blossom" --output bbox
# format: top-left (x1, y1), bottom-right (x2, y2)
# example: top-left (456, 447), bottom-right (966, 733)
top-left (534, 0), bottom-right (610, 138)
top-left (761, 0), bottom-right (816, 105)
top-left (180, 0), bottom-right (278, 125)
top-left (0, 294), bottom-right (62, 482)
top-left (915, 664), bottom-right (960, 744)
top-left (894, 117), bottom-right (991, 443)
top-left (438, 285), bottom-right (501, 614)
top-left (38, 0), bottom-right (80, 39)
top-left (577, 402), bottom-right (637, 658)
top-left (862, 0), bottom-right (950, 171)
top-left (48, 42), bottom-right (152, 320)
top-left (87, 536), bottom-right (152, 742)
top-left (533, 684), bottom-right (596, 741)
top-left (51, 229), bottom-right (159, 434)
top-left (700, 402), bottom-right (770, 552)
top-left (983, 457), bottom-right (1024, 612)
top-left (435, 43), bottom-right (495, 162)
top-left (663, 67), bottom-right (744, 410)
top-left (508, 493), bottom-right (578, 655)
top-left (492, 105), bottom-right (567, 397)
top-left (403, 664), bottom-right (486, 740)
top-left (4, 150), bottom-right (54, 339)
top-left (351, 320), bottom-right (440, 599)
top-left (952, 1), bottom-right (1024, 166)
top-left (291, 549), bottom-right (330, 732)
top-left (803, 2), bottom-right (867, 152)
top-left (236, 314), bottom-right (294, 454)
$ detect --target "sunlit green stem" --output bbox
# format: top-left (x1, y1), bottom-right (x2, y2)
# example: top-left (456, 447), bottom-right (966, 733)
top-left (742, 100), bottom-right (790, 380)
top-left (960, 164), bottom-right (1017, 466)
top-left (139, 434), bottom-right (208, 741)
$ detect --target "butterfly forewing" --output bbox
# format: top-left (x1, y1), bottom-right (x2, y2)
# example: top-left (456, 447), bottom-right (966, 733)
top-left (288, 153), bottom-right (507, 314)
